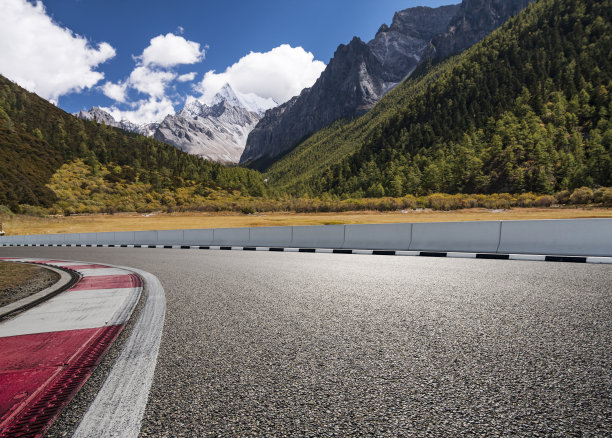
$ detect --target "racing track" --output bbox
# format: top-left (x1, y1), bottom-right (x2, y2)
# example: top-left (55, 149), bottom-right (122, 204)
top-left (0, 246), bottom-right (610, 436)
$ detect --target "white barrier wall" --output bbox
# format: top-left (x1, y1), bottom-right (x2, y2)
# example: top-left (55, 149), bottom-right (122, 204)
top-left (291, 225), bottom-right (345, 248)
top-left (183, 229), bottom-right (214, 246)
top-left (157, 230), bottom-right (184, 246)
top-left (213, 227), bottom-right (250, 246)
top-left (249, 226), bottom-right (292, 247)
top-left (498, 219), bottom-right (612, 256)
top-left (1, 219), bottom-right (611, 256)
top-left (134, 231), bottom-right (158, 246)
top-left (343, 224), bottom-right (412, 250)
top-left (410, 221), bottom-right (501, 253)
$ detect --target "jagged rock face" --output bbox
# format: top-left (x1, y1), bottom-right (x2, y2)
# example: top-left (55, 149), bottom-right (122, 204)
top-left (154, 98), bottom-right (262, 164)
top-left (240, 4), bottom-right (458, 168)
top-left (76, 84), bottom-right (276, 164)
top-left (75, 107), bottom-right (159, 137)
top-left (369, 5), bottom-right (459, 80)
top-left (428, 0), bottom-right (534, 59)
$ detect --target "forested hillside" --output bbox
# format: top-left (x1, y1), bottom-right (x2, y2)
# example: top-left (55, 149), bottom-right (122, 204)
top-left (266, 0), bottom-right (612, 197)
top-left (0, 75), bottom-right (266, 212)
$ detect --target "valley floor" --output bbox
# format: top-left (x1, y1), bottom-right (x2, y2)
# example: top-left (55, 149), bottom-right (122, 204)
top-left (2, 207), bottom-right (612, 236)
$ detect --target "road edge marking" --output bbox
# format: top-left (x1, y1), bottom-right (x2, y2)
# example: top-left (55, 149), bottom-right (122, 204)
top-left (72, 266), bottom-right (166, 438)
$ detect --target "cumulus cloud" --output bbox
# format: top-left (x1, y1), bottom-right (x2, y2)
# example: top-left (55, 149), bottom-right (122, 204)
top-left (101, 81), bottom-right (128, 103)
top-left (102, 97), bottom-right (175, 125)
top-left (99, 32), bottom-right (208, 123)
top-left (138, 33), bottom-right (205, 68)
top-left (0, 0), bottom-right (115, 103)
top-left (128, 66), bottom-right (177, 98)
top-left (177, 72), bottom-right (197, 82)
top-left (197, 44), bottom-right (325, 104)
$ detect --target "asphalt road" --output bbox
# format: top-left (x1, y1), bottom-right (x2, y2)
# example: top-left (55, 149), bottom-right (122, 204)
top-left (1, 247), bottom-right (610, 436)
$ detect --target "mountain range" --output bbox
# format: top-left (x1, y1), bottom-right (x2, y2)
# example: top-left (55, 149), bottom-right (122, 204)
top-left (76, 84), bottom-right (276, 164)
top-left (241, 0), bottom-right (534, 168)
top-left (4, 0), bottom-right (608, 214)
top-left (264, 0), bottom-right (611, 196)
top-left (76, 0), bottom-right (533, 169)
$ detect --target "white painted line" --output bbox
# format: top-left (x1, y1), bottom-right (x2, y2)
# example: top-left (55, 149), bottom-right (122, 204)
top-left (74, 267), bottom-right (165, 438)
top-left (209, 246), bottom-right (221, 250)
top-left (76, 268), bottom-right (130, 277)
top-left (352, 250), bottom-right (374, 255)
top-left (285, 248), bottom-right (300, 252)
top-left (586, 257), bottom-right (612, 264)
top-left (48, 261), bottom-right (89, 267)
top-left (395, 251), bottom-right (420, 256)
top-left (509, 254), bottom-right (547, 261)
top-left (1, 258), bottom-right (41, 262)
top-left (255, 247), bottom-right (270, 251)
top-left (0, 288), bottom-right (140, 337)
top-left (447, 252), bottom-right (477, 258)
top-left (316, 248), bottom-right (333, 253)
top-left (231, 246), bottom-right (243, 250)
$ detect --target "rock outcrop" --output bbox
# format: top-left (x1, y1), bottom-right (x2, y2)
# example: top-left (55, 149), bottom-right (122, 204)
top-left (240, 4), bottom-right (459, 168)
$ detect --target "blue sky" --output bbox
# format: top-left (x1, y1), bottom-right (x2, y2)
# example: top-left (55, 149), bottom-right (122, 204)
top-left (1, 0), bottom-right (456, 123)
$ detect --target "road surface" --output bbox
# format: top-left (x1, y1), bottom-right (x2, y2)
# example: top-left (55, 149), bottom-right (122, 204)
top-left (1, 246), bottom-right (610, 436)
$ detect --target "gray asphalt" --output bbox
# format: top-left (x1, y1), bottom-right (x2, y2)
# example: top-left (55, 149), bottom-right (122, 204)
top-left (1, 247), bottom-right (610, 437)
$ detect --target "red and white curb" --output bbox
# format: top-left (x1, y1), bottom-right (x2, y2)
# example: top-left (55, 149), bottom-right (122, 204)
top-left (0, 258), bottom-right (164, 437)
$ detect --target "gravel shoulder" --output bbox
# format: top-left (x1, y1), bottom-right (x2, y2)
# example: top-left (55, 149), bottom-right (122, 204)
top-left (0, 261), bottom-right (59, 307)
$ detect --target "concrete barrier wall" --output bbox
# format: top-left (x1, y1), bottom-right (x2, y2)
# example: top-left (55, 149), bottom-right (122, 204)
top-left (183, 229), bottom-right (214, 246)
top-left (249, 226), bottom-right (292, 247)
top-left (291, 225), bottom-right (345, 248)
top-left (498, 219), bottom-right (612, 256)
top-left (1, 220), bottom-right (610, 256)
top-left (343, 223), bottom-right (412, 250)
top-left (96, 232), bottom-right (115, 245)
top-left (134, 231), bottom-right (158, 246)
top-left (213, 228), bottom-right (250, 246)
top-left (410, 221), bottom-right (501, 253)
top-left (157, 230), bottom-right (184, 246)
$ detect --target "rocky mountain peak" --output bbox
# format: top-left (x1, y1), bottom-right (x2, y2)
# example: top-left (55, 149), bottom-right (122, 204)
top-left (74, 107), bottom-right (159, 137)
top-left (428, 0), bottom-right (534, 59)
top-left (241, 4), bottom-right (458, 168)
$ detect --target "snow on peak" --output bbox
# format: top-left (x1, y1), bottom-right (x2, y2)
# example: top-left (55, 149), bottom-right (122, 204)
top-left (206, 83), bottom-right (277, 116)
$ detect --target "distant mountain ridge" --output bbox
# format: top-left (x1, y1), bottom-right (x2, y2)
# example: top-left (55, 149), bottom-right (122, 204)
top-left (75, 84), bottom-right (277, 163)
top-left (75, 107), bottom-right (159, 137)
top-left (240, 4), bottom-right (459, 168)
top-left (154, 84), bottom-right (276, 163)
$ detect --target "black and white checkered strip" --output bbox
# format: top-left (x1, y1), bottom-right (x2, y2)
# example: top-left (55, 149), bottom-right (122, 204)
top-left (2, 243), bottom-right (611, 264)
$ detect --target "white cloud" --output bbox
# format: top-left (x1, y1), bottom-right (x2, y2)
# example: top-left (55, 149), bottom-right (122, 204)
top-left (102, 97), bottom-right (174, 125)
top-left (138, 33), bottom-right (205, 68)
top-left (101, 81), bottom-right (128, 103)
top-left (177, 72), bottom-right (197, 82)
top-left (0, 0), bottom-right (115, 103)
top-left (197, 44), bottom-right (325, 104)
top-left (129, 66), bottom-right (176, 98)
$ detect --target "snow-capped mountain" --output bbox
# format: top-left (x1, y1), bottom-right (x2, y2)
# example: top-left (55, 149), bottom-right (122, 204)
top-left (74, 107), bottom-right (159, 137)
top-left (75, 84), bottom-right (277, 164)
top-left (208, 84), bottom-right (276, 116)
top-left (153, 84), bottom-right (277, 163)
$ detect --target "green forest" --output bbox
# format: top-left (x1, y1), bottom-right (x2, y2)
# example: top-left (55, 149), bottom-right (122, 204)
top-left (266, 0), bottom-right (612, 198)
top-left (0, 0), bottom-right (611, 216)
top-left (0, 74), bottom-right (267, 212)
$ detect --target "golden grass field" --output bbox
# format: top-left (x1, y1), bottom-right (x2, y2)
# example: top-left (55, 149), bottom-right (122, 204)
top-left (1, 207), bottom-right (611, 235)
